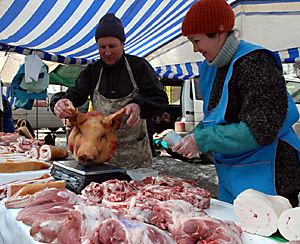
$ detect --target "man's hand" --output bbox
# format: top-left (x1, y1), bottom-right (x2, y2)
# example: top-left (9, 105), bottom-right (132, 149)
top-left (54, 99), bottom-right (77, 119)
top-left (172, 133), bottom-right (200, 158)
top-left (124, 103), bottom-right (140, 126)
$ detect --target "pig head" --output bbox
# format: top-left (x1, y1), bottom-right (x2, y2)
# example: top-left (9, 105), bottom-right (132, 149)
top-left (68, 109), bottom-right (125, 165)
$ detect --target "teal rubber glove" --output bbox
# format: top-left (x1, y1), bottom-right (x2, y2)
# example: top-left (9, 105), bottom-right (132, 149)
top-left (194, 121), bottom-right (260, 154)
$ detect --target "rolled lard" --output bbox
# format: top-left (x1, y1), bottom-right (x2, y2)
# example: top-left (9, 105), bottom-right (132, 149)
top-left (39, 145), bottom-right (68, 161)
top-left (233, 189), bottom-right (292, 236)
top-left (28, 146), bottom-right (40, 159)
top-left (278, 207), bottom-right (300, 241)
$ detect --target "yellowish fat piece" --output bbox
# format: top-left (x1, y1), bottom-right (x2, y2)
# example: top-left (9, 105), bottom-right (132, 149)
top-left (0, 161), bottom-right (50, 173)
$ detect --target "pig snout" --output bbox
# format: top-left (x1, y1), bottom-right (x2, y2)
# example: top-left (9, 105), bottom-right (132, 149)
top-left (78, 154), bottom-right (95, 162)
top-left (77, 144), bottom-right (101, 162)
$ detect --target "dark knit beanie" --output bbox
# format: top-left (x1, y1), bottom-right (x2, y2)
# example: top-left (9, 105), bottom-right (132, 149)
top-left (95, 13), bottom-right (126, 42)
top-left (182, 0), bottom-right (235, 36)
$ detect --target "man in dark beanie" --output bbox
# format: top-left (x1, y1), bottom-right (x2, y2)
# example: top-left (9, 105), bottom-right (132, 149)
top-left (51, 13), bottom-right (168, 169)
top-left (95, 13), bottom-right (126, 42)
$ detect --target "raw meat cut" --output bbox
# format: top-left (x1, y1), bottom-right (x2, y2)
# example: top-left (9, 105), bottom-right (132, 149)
top-left (68, 109), bottom-right (125, 165)
top-left (75, 205), bottom-right (117, 241)
top-left (172, 214), bottom-right (243, 244)
top-left (233, 189), bottom-right (292, 236)
top-left (126, 196), bottom-right (160, 222)
top-left (0, 132), bottom-right (20, 145)
top-left (150, 199), bottom-right (203, 231)
top-left (12, 188), bottom-right (79, 211)
top-left (139, 184), bottom-right (210, 210)
top-left (19, 203), bottom-right (73, 226)
top-left (81, 180), bottom-right (136, 204)
top-left (5, 181), bottom-right (66, 208)
top-left (131, 176), bottom-right (197, 190)
top-left (131, 176), bottom-right (210, 210)
top-left (56, 210), bottom-right (82, 244)
top-left (90, 218), bottom-right (175, 244)
top-left (30, 212), bottom-right (70, 242)
top-left (278, 207), bottom-right (300, 241)
top-left (30, 209), bottom-right (83, 243)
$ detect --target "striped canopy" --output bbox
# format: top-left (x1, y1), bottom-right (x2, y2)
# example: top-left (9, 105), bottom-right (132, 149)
top-left (1, 0), bottom-right (300, 80)
top-left (0, 0), bottom-right (195, 65)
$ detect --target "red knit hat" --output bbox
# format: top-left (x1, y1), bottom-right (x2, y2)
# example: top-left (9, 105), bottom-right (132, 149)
top-left (182, 0), bottom-right (235, 36)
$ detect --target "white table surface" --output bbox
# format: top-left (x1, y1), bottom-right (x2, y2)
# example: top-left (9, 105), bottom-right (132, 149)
top-left (0, 198), bottom-right (281, 244)
top-left (0, 169), bottom-right (51, 185)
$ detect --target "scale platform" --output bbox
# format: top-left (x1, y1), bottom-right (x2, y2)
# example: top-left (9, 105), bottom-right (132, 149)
top-left (50, 160), bottom-right (132, 194)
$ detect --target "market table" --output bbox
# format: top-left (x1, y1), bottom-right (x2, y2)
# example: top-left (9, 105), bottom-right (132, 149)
top-left (0, 198), bottom-right (280, 244)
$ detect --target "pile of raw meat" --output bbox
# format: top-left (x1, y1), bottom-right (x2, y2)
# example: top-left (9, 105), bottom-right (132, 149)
top-left (0, 132), bottom-right (44, 153)
top-left (8, 176), bottom-right (243, 243)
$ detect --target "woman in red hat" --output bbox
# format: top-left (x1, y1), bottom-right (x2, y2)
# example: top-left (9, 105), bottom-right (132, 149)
top-left (174, 0), bottom-right (300, 206)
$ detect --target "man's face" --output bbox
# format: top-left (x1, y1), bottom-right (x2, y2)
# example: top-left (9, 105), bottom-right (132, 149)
top-left (97, 37), bottom-right (124, 66)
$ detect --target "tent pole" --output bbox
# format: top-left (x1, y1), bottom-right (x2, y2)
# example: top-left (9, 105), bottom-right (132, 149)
top-left (36, 102), bottom-right (39, 139)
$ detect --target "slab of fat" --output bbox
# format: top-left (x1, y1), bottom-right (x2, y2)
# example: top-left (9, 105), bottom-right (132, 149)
top-left (278, 207), bottom-right (300, 241)
top-left (233, 189), bottom-right (292, 236)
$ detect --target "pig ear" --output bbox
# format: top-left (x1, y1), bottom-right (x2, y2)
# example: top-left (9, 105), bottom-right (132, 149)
top-left (67, 112), bottom-right (86, 127)
top-left (104, 108), bottom-right (126, 129)
top-left (76, 112), bottom-right (87, 126)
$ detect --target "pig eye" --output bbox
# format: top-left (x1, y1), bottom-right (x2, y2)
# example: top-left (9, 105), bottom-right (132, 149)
top-left (99, 135), bottom-right (106, 141)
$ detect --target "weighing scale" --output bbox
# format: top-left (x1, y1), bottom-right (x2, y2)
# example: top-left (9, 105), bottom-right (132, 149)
top-left (50, 160), bottom-right (132, 194)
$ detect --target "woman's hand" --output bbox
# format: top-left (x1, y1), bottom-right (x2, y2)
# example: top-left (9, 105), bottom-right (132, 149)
top-left (172, 133), bottom-right (200, 158)
top-left (54, 99), bottom-right (77, 119)
top-left (124, 103), bottom-right (140, 126)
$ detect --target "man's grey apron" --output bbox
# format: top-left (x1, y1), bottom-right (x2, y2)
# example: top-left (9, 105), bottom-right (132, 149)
top-left (92, 58), bottom-right (152, 169)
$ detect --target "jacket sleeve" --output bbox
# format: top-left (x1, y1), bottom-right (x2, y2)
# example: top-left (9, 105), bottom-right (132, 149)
top-left (132, 59), bottom-right (169, 119)
top-left (49, 92), bottom-right (66, 114)
top-left (194, 121), bottom-right (260, 154)
top-left (234, 51), bottom-right (288, 145)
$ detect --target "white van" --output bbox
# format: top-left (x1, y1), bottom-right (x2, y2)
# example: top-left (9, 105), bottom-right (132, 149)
top-left (12, 94), bottom-right (64, 131)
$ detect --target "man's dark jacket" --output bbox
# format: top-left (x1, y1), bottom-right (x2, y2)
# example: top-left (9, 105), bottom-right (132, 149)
top-left (50, 54), bottom-right (168, 119)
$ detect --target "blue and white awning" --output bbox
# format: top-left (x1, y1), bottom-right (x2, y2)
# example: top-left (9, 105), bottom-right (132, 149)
top-left (155, 61), bottom-right (203, 80)
top-left (276, 47), bottom-right (300, 64)
top-left (0, 43), bottom-right (92, 65)
top-left (1, 0), bottom-right (300, 76)
top-left (156, 46), bottom-right (300, 80)
top-left (0, 0), bottom-right (196, 65)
